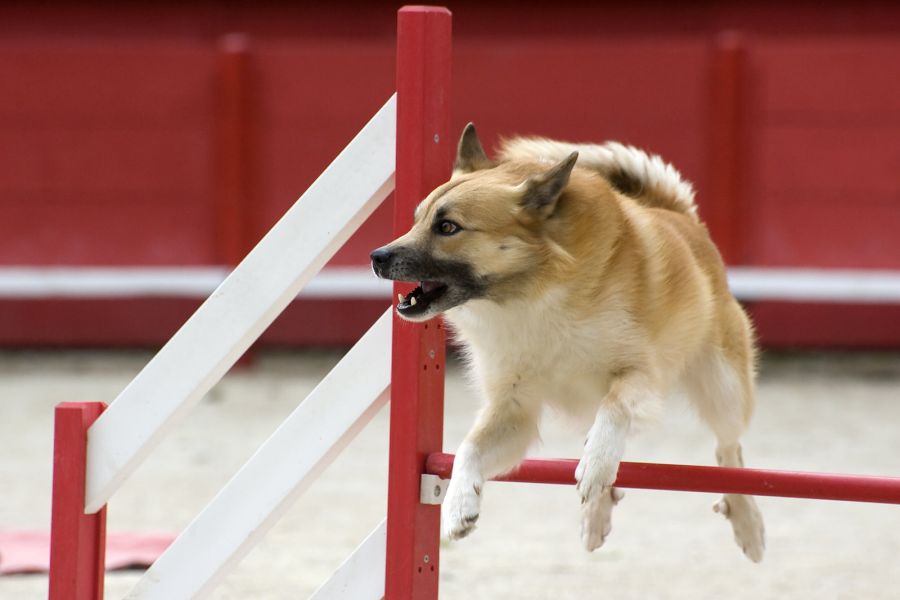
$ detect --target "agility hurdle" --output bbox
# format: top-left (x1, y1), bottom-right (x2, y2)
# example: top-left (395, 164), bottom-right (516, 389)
top-left (49, 6), bottom-right (900, 600)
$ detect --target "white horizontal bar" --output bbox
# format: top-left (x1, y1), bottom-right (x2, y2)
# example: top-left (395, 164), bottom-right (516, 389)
top-left (85, 94), bottom-right (397, 513)
top-left (309, 520), bottom-right (387, 600)
top-left (0, 266), bottom-right (390, 299)
top-left (2, 265), bottom-right (899, 304)
top-left (0, 267), bottom-right (229, 298)
top-left (126, 310), bottom-right (392, 600)
top-left (727, 267), bottom-right (900, 303)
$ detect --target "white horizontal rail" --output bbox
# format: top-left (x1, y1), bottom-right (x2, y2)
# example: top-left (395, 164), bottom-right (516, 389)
top-left (727, 267), bottom-right (900, 303)
top-left (126, 310), bottom-right (392, 600)
top-left (84, 94), bottom-right (397, 513)
top-left (0, 266), bottom-right (391, 299)
top-left (2, 266), bottom-right (899, 304)
top-left (309, 520), bottom-right (387, 600)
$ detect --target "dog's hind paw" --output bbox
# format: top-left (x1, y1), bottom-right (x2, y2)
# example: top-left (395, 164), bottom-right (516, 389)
top-left (581, 487), bottom-right (624, 551)
top-left (712, 498), bottom-right (730, 517)
top-left (714, 494), bottom-right (765, 562)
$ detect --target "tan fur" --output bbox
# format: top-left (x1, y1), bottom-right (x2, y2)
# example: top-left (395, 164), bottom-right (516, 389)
top-left (378, 132), bottom-right (765, 560)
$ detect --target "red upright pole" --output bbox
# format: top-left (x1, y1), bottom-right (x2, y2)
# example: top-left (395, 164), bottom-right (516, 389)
top-left (385, 6), bottom-right (452, 600)
top-left (215, 33), bottom-right (257, 267)
top-left (215, 34), bottom-right (258, 366)
top-left (49, 402), bottom-right (107, 600)
top-left (705, 32), bottom-right (747, 265)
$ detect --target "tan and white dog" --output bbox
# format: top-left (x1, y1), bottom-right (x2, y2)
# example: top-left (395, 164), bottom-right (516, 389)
top-left (370, 124), bottom-right (765, 561)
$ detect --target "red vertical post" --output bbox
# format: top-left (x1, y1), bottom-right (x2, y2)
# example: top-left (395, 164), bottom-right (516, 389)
top-left (49, 402), bottom-right (107, 600)
top-left (215, 34), bottom-right (257, 266)
top-left (706, 31), bottom-right (747, 265)
top-left (216, 34), bottom-right (258, 366)
top-left (385, 6), bottom-right (452, 600)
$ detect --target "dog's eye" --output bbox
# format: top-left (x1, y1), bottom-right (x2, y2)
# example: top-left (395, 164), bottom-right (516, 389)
top-left (436, 220), bottom-right (462, 236)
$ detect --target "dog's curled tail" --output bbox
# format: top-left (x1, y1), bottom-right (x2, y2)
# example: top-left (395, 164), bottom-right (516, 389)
top-left (500, 137), bottom-right (698, 220)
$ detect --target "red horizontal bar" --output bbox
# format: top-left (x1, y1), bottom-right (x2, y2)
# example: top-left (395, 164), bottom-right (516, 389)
top-left (425, 453), bottom-right (900, 505)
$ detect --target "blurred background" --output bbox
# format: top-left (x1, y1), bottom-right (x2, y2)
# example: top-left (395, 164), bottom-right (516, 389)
top-left (1, 2), bottom-right (900, 599)
top-left (0, 0), bottom-right (898, 349)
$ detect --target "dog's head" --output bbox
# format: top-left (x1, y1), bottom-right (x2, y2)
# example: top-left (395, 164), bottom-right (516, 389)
top-left (371, 124), bottom-right (578, 322)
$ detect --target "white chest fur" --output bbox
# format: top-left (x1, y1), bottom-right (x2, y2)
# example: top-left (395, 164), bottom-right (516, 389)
top-left (444, 288), bottom-right (641, 423)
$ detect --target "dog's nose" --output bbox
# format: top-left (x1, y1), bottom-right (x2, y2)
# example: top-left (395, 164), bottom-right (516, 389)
top-left (370, 247), bottom-right (393, 271)
top-left (370, 247), bottom-right (394, 279)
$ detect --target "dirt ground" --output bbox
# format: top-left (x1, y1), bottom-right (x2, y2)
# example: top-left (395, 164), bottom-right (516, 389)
top-left (1, 349), bottom-right (899, 599)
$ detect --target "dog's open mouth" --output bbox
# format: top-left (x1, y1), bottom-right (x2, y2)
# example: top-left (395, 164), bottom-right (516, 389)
top-left (397, 280), bottom-right (449, 316)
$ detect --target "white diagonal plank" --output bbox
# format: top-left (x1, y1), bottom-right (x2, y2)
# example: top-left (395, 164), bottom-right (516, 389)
top-left (309, 520), bottom-right (387, 600)
top-left (85, 95), bottom-right (396, 513)
top-left (126, 310), bottom-right (391, 600)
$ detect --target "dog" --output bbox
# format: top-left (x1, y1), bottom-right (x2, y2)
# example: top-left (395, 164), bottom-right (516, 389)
top-left (370, 124), bottom-right (765, 561)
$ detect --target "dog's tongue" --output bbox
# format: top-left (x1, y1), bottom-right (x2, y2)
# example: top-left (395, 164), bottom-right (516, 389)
top-left (421, 281), bottom-right (440, 294)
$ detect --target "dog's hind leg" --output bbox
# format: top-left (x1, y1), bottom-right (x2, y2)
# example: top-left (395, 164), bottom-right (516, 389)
top-left (685, 346), bottom-right (766, 562)
top-left (712, 443), bottom-right (765, 562)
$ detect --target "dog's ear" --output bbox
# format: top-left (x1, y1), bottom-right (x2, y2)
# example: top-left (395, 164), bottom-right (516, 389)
top-left (454, 123), bottom-right (493, 174)
top-left (520, 151), bottom-right (578, 218)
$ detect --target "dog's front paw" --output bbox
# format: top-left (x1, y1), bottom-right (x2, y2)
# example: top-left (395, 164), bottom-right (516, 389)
top-left (574, 453), bottom-right (619, 505)
top-left (442, 477), bottom-right (483, 540)
top-left (581, 487), bottom-right (624, 551)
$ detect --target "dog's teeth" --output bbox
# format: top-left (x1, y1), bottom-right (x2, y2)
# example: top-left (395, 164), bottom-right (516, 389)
top-left (397, 293), bottom-right (403, 303)
top-left (410, 296), bottom-right (417, 306)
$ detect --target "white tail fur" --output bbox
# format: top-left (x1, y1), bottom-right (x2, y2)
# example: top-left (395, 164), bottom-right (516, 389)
top-left (499, 137), bottom-right (698, 220)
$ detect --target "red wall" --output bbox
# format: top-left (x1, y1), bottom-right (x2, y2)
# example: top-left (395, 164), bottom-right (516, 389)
top-left (748, 38), bottom-right (900, 269)
top-left (1, 1), bottom-right (898, 347)
top-left (0, 44), bottom-right (218, 265)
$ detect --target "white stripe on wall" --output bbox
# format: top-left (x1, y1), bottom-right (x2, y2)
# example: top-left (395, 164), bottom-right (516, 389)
top-left (727, 267), bottom-right (900, 303)
top-left (0, 267), bottom-right (390, 299)
top-left (0, 266), bottom-right (898, 303)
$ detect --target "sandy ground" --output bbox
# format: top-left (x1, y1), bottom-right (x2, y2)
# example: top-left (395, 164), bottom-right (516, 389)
top-left (1, 349), bottom-right (899, 599)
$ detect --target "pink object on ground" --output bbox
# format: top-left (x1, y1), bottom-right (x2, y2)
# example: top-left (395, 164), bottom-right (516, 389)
top-left (1, 531), bottom-right (174, 575)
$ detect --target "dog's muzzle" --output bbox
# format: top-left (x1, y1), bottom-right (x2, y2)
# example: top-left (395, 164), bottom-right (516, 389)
top-left (370, 245), bottom-right (454, 320)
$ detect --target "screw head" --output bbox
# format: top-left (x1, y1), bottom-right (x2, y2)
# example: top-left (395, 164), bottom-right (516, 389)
top-left (433, 133), bottom-right (440, 143)
top-left (434, 484), bottom-right (441, 497)
top-left (423, 554), bottom-right (430, 563)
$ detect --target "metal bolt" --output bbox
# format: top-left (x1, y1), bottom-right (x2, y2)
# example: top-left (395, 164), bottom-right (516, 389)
top-left (433, 133), bottom-right (440, 143)
top-left (423, 554), bottom-right (430, 563)
top-left (434, 485), bottom-right (441, 497)
top-left (428, 349), bottom-right (436, 359)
